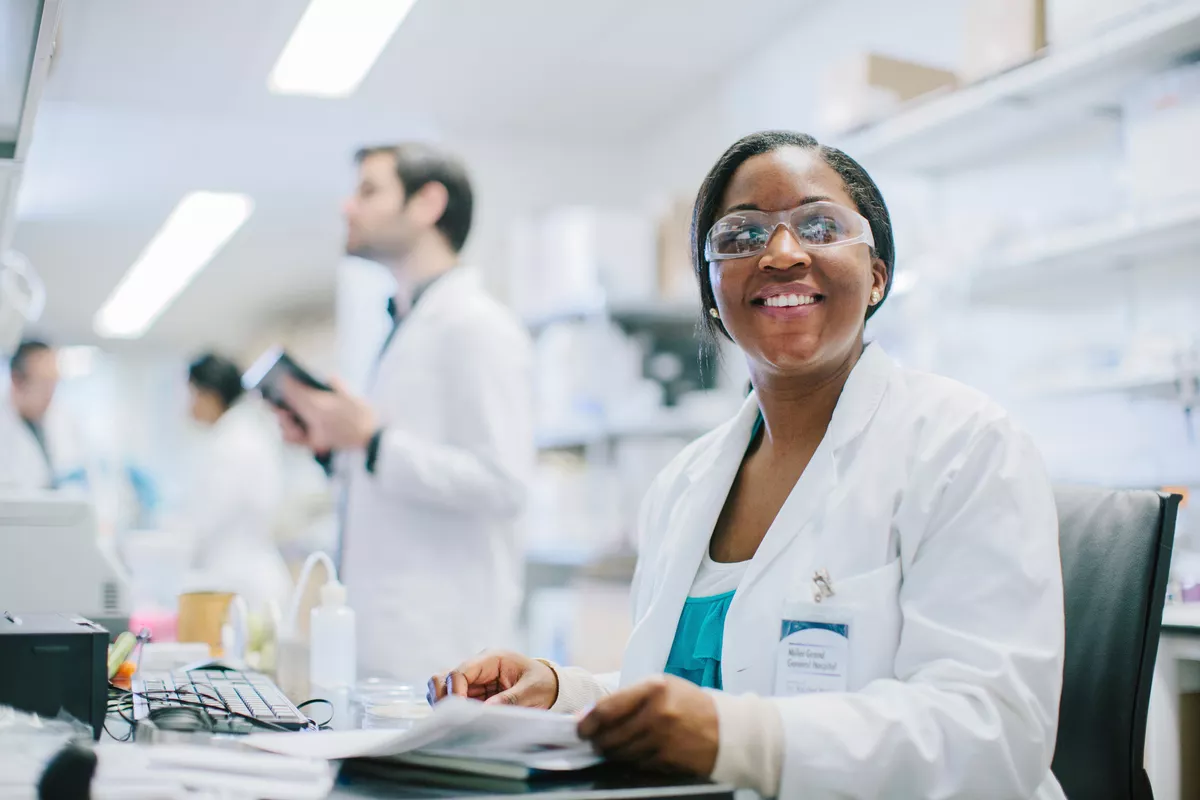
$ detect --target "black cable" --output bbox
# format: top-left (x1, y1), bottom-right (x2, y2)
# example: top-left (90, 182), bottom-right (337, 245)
top-left (296, 698), bottom-right (335, 727)
top-left (129, 690), bottom-right (293, 733)
top-left (102, 720), bottom-right (132, 743)
top-left (108, 678), bottom-right (304, 733)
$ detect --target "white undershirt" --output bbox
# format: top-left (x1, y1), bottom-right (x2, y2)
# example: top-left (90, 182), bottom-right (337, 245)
top-left (688, 550), bottom-right (751, 597)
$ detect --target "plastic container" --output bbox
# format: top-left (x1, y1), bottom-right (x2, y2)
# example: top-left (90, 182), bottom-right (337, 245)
top-left (360, 685), bottom-right (432, 731)
top-left (310, 581), bottom-right (356, 684)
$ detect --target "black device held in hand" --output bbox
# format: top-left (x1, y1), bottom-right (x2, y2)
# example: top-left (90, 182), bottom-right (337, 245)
top-left (242, 347), bottom-right (332, 422)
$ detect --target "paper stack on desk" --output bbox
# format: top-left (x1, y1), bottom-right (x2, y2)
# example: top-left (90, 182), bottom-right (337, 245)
top-left (244, 697), bottom-right (601, 777)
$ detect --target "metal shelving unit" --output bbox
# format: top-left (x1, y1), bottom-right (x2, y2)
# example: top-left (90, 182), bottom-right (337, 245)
top-left (838, 0), bottom-right (1200, 173)
top-left (971, 202), bottom-right (1200, 300)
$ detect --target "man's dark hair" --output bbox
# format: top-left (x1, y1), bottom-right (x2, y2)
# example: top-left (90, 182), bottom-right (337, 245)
top-left (690, 130), bottom-right (895, 341)
top-left (10, 339), bottom-right (52, 379)
top-left (188, 352), bottom-right (244, 410)
top-left (355, 142), bottom-right (474, 253)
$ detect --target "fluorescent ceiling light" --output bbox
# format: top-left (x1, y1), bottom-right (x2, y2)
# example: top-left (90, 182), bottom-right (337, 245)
top-left (268, 0), bottom-right (418, 98)
top-left (94, 192), bottom-right (253, 339)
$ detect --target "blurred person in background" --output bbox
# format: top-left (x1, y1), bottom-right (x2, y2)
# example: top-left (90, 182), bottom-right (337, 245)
top-left (431, 131), bottom-right (1065, 800)
top-left (276, 143), bottom-right (535, 681)
top-left (185, 352), bottom-right (292, 610)
top-left (0, 339), bottom-right (89, 491)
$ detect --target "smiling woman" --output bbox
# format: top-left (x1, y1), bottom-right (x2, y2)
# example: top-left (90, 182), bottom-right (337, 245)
top-left (430, 130), bottom-right (1066, 800)
top-left (692, 132), bottom-right (894, 364)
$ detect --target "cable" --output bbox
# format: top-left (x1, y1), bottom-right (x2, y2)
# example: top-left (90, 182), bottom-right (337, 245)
top-left (127, 690), bottom-right (294, 733)
top-left (103, 720), bottom-right (132, 742)
top-left (283, 551), bottom-right (337, 638)
top-left (296, 698), bottom-right (335, 728)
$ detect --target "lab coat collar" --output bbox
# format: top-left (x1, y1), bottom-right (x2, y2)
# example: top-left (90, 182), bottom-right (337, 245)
top-left (736, 342), bottom-right (894, 595)
top-left (682, 342), bottom-right (894, 486)
top-left (386, 271), bottom-right (446, 324)
top-left (379, 267), bottom-right (481, 361)
top-left (399, 266), bottom-right (480, 324)
top-left (622, 343), bottom-right (895, 686)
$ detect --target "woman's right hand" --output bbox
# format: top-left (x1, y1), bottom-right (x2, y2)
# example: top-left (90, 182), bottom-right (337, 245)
top-left (427, 650), bottom-right (559, 709)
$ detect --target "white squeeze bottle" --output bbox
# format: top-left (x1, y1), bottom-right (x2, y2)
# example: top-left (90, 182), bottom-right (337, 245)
top-left (310, 580), bottom-right (356, 728)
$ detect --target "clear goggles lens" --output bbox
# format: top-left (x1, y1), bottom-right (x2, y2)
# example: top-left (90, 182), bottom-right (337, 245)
top-left (705, 201), bottom-right (875, 261)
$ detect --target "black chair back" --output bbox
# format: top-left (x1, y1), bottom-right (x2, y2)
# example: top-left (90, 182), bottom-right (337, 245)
top-left (1051, 487), bottom-right (1180, 799)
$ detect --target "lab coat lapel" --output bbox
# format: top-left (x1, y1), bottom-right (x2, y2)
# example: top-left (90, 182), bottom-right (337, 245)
top-left (372, 267), bottom-right (477, 394)
top-left (619, 396), bottom-right (761, 686)
top-left (735, 344), bottom-right (895, 597)
top-left (722, 344), bottom-right (894, 694)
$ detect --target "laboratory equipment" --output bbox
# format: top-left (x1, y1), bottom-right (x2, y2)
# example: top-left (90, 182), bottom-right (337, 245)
top-left (0, 495), bottom-right (131, 630)
top-left (0, 612), bottom-right (109, 740)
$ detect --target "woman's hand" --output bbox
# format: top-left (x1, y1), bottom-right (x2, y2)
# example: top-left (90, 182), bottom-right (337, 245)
top-left (427, 650), bottom-right (559, 708)
top-left (578, 675), bottom-right (719, 776)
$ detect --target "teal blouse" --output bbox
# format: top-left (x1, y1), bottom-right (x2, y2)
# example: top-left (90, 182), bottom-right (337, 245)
top-left (664, 590), bottom-right (736, 689)
top-left (663, 412), bottom-right (763, 690)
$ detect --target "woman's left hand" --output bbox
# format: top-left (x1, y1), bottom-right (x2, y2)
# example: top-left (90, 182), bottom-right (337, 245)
top-left (577, 675), bottom-right (719, 775)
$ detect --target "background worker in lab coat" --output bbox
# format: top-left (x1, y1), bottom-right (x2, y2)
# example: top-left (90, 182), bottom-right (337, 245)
top-left (185, 352), bottom-right (292, 610)
top-left (277, 143), bottom-right (534, 681)
top-left (0, 339), bottom-right (88, 491)
top-left (432, 131), bottom-right (1066, 800)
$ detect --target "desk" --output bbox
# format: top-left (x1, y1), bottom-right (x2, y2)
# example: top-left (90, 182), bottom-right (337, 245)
top-left (101, 712), bottom-right (736, 800)
top-left (1147, 605), bottom-right (1200, 800)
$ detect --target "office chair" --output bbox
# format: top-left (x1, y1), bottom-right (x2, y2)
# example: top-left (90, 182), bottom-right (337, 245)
top-left (1051, 487), bottom-right (1180, 800)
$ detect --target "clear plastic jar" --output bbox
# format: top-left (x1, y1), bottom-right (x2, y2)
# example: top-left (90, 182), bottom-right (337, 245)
top-left (362, 687), bottom-right (432, 731)
top-left (352, 679), bottom-right (431, 731)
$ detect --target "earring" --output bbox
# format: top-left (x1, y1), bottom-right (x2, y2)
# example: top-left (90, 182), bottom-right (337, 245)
top-left (708, 308), bottom-right (721, 320)
top-left (870, 289), bottom-right (882, 305)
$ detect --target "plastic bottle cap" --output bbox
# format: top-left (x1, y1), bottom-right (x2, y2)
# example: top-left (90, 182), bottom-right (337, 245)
top-left (321, 580), bottom-right (347, 608)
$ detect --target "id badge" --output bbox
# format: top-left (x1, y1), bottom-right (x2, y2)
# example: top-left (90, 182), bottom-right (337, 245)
top-left (773, 601), bottom-right (852, 696)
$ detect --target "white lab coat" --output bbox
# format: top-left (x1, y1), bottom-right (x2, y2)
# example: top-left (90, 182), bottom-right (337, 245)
top-left (340, 267), bottom-right (534, 681)
top-left (620, 344), bottom-right (1066, 800)
top-left (0, 393), bottom-right (89, 492)
top-left (187, 399), bottom-right (292, 611)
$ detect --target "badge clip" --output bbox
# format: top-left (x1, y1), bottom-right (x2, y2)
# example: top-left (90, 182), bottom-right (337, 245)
top-left (812, 568), bottom-right (835, 603)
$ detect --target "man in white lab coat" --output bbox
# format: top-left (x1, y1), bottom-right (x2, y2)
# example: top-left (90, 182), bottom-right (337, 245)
top-left (278, 143), bottom-right (535, 681)
top-left (0, 340), bottom-right (87, 491)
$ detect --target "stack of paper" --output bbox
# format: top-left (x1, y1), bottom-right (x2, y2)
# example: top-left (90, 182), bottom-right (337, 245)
top-left (244, 697), bottom-right (602, 778)
top-left (92, 744), bottom-right (334, 799)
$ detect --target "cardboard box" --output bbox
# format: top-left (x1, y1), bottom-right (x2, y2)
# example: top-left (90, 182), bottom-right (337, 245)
top-left (1047, 0), bottom-right (1158, 45)
top-left (656, 195), bottom-right (698, 302)
top-left (819, 53), bottom-right (958, 134)
top-left (1123, 61), bottom-right (1200, 209)
top-left (962, 0), bottom-right (1047, 83)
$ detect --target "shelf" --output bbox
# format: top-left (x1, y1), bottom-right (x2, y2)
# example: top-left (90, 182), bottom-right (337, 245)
top-left (523, 300), bottom-right (699, 335)
top-left (837, 0), bottom-right (1200, 173)
top-left (537, 412), bottom-right (721, 450)
top-left (1163, 603), bottom-right (1200, 632)
top-left (971, 202), bottom-right (1200, 300)
top-left (1032, 370), bottom-right (1195, 399)
top-left (525, 546), bottom-right (638, 579)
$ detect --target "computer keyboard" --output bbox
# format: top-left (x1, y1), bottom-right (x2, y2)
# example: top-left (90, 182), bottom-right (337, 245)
top-left (132, 668), bottom-right (310, 730)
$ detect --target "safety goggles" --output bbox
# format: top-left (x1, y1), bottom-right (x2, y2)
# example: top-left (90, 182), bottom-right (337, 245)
top-left (704, 201), bottom-right (875, 261)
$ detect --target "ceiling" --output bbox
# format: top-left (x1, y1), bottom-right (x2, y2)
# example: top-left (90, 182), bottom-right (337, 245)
top-left (11, 0), bottom-right (816, 354)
